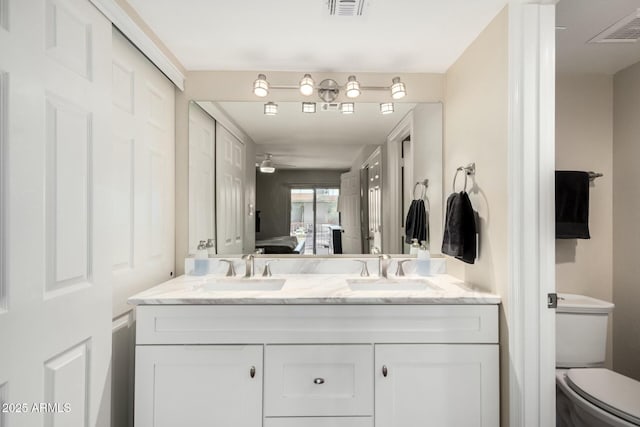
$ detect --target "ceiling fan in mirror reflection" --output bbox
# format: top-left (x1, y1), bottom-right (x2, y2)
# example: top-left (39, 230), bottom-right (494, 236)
top-left (256, 153), bottom-right (297, 173)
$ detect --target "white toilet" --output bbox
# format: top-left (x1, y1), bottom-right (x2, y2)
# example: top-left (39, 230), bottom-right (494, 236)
top-left (556, 293), bottom-right (640, 427)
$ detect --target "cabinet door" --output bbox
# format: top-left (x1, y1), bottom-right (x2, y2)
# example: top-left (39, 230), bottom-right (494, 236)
top-left (135, 345), bottom-right (262, 427)
top-left (375, 344), bottom-right (499, 427)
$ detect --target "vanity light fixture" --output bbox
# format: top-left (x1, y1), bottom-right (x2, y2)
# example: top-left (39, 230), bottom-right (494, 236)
top-left (302, 102), bottom-right (316, 113)
top-left (390, 77), bottom-right (407, 99)
top-left (251, 73), bottom-right (408, 106)
top-left (380, 102), bottom-right (394, 114)
top-left (345, 75), bottom-right (361, 98)
top-left (341, 102), bottom-right (355, 114)
top-left (253, 74), bottom-right (269, 97)
top-left (299, 74), bottom-right (315, 96)
top-left (264, 102), bottom-right (278, 115)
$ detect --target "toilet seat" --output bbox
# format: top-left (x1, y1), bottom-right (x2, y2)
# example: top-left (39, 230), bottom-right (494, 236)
top-left (566, 368), bottom-right (640, 425)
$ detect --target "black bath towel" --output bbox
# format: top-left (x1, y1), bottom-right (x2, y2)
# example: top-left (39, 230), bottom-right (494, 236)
top-left (405, 199), bottom-right (428, 244)
top-left (441, 192), bottom-right (477, 264)
top-left (555, 171), bottom-right (590, 239)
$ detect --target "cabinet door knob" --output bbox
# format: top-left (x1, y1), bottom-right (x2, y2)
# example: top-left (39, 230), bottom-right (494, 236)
top-left (382, 365), bottom-right (388, 377)
top-left (313, 378), bottom-right (325, 385)
top-left (250, 366), bottom-right (256, 378)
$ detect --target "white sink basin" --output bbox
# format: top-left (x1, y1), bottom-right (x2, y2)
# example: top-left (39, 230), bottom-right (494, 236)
top-left (346, 278), bottom-right (440, 291)
top-left (199, 278), bottom-right (286, 291)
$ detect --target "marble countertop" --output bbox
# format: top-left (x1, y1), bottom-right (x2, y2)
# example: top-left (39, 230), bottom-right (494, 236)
top-left (128, 273), bottom-right (501, 305)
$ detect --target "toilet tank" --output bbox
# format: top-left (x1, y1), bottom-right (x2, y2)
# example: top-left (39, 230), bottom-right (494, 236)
top-left (556, 293), bottom-right (615, 368)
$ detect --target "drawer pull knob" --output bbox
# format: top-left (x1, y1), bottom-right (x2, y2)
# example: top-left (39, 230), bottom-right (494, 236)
top-left (382, 365), bottom-right (388, 377)
top-left (250, 366), bottom-right (256, 378)
top-left (313, 378), bottom-right (325, 385)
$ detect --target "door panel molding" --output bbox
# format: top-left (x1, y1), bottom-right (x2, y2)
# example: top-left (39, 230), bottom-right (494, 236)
top-left (0, 0), bottom-right (8, 31)
top-left (44, 339), bottom-right (91, 427)
top-left (112, 136), bottom-right (135, 272)
top-left (45, 93), bottom-right (92, 297)
top-left (0, 69), bottom-right (7, 313)
top-left (45, 0), bottom-right (93, 80)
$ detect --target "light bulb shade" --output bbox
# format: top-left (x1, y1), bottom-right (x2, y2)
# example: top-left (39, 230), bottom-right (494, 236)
top-left (341, 102), bottom-right (355, 114)
top-left (253, 74), bottom-right (269, 97)
top-left (380, 102), bottom-right (394, 114)
top-left (259, 158), bottom-right (275, 173)
top-left (345, 75), bottom-right (361, 98)
top-left (302, 102), bottom-right (316, 113)
top-left (299, 74), bottom-right (314, 96)
top-left (264, 102), bottom-right (278, 115)
top-left (390, 77), bottom-right (406, 99)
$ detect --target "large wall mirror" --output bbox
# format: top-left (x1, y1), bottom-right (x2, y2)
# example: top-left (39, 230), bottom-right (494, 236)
top-left (188, 100), bottom-right (443, 256)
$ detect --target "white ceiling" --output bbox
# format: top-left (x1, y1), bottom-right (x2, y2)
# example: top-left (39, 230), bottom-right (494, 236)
top-left (126, 0), bottom-right (507, 73)
top-left (201, 101), bottom-right (417, 169)
top-left (557, 0), bottom-right (640, 74)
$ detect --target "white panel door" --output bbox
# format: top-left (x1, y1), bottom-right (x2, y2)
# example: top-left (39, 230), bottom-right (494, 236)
top-left (135, 345), bottom-right (263, 427)
top-left (188, 103), bottom-right (215, 254)
top-left (375, 344), bottom-right (499, 427)
top-left (339, 170), bottom-right (361, 254)
top-left (111, 29), bottom-right (175, 427)
top-left (0, 0), bottom-right (112, 426)
top-left (216, 124), bottom-right (245, 254)
top-left (111, 29), bottom-right (175, 318)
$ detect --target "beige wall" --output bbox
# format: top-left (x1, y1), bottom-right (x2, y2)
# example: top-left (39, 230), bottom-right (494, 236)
top-left (613, 61), bottom-right (640, 381)
top-left (555, 74), bottom-right (613, 300)
top-left (444, 7), bottom-right (508, 296)
top-left (175, 72), bottom-right (445, 273)
top-left (555, 73), bottom-right (614, 366)
top-left (444, 6), bottom-right (508, 423)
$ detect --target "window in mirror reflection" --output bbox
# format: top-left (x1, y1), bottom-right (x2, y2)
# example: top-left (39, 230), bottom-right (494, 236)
top-left (290, 188), bottom-right (340, 255)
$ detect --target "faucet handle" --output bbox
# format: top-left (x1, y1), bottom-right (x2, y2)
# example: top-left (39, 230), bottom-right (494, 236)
top-left (355, 260), bottom-right (370, 277)
top-left (262, 260), bottom-right (278, 277)
top-left (219, 259), bottom-right (236, 277)
top-left (396, 259), bottom-right (411, 277)
top-left (379, 254), bottom-right (391, 278)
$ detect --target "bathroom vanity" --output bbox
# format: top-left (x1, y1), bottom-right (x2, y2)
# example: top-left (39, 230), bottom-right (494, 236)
top-left (129, 265), bottom-right (500, 427)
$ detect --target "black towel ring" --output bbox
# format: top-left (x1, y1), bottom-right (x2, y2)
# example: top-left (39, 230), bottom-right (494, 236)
top-left (453, 163), bottom-right (476, 192)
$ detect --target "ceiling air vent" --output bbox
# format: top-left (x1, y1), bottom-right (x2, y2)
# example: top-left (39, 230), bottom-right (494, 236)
top-left (589, 9), bottom-right (640, 43)
top-left (327, 0), bottom-right (366, 16)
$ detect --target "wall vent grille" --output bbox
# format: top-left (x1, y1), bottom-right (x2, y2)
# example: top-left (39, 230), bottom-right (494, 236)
top-left (589, 9), bottom-right (640, 43)
top-left (327, 0), bottom-right (366, 16)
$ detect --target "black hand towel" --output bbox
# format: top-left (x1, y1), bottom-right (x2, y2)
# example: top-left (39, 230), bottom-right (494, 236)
top-left (441, 192), bottom-right (477, 264)
top-left (404, 199), bottom-right (427, 244)
top-left (555, 171), bottom-right (590, 239)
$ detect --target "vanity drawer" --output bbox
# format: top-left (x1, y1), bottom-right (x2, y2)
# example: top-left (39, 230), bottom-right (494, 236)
top-left (264, 345), bottom-right (373, 417)
top-left (264, 417), bottom-right (372, 427)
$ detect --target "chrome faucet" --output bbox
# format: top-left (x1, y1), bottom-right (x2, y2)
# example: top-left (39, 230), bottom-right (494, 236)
top-left (219, 259), bottom-right (236, 277)
top-left (355, 260), bottom-right (370, 277)
top-left (396, 259), bottom-right (411, 277)
top-left (242, 254), bottom-right (254, 278)
top-left (262, 260), bottom-right (277, 277)
top-left (379, 254), bottom-right (391, 279)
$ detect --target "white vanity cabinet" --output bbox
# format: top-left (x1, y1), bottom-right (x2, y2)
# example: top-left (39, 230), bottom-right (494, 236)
top-left (135, 345), bottom-right (263, 427)
top-left (375, 344), bottom-right (499, 427)
top-left (134, 304), bottom-right (499, 427)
